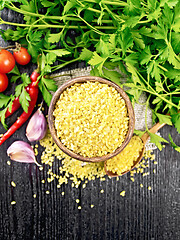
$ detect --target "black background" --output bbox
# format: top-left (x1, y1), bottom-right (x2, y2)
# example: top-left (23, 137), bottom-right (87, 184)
top-left (0, 7), bottom-right (179, 240)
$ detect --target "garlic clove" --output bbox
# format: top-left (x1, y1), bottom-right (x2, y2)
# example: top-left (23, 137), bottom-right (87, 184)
top-left (7, 141), bottom-right (41, 166)
top-left (26, 108), bottom-right (47, 142)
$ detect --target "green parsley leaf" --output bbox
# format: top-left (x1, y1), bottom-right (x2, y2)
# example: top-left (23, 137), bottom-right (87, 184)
top-left (0, 94), bottom-right (11, 108)
top-left (148, 132), bottom-right (168, 150)
top-left (103, 68), bottom-right (122, 86)
top-left (9, 65), bottom-right (20, 76)
top-left (117, 28), bottom-right (134, 56)
top-left (45, 49), bottom-right (71, 57)
top-left (139, 47), bottom-right (152, 65)
top-left (171, 112), bottom-right (180, 133)
top-left (41, 77), bottom-right (57, 92)
top-left (48, 32), bottom-right (62, 43)
top-left (21, 73), bottom-right (31, 86)
top-left (38, 79), bottom-right (53, 106)
top-left (0, 108), bottom-right (8, 129)
top-left (155, 113), bottom-right (172, 125)
top-left (168, 134), bottom-right (180, 152)
top-left (134, 129), bottom-right (146, 138)
top-left (79, 48), bottom-right (93, 61)
top-left (15, 84), bottom-right (23, 98)
top-left (19, 87), bottom-right (31, 113)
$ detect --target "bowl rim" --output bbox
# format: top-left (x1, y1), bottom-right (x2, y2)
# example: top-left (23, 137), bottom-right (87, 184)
top-left (48, 76), bottom-right (135, 163)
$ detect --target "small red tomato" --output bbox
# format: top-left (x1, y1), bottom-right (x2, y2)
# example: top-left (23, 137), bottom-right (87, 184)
top-left (0, 73), bottom-right (8, 92)
top-left (13, 47), bottom-right (31, 65)
top-left (0, 50), bottom-right (15, 73)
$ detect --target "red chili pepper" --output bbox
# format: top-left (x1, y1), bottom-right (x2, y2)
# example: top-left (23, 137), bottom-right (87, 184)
top-left (1, 72), bottom-right (40, 120)
top-left (4, 97), bottom-right (21, 118)
top-left (0, 71), bottom-right (40, 145)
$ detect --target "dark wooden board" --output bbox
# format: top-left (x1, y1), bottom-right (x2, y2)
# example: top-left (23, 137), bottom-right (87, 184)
top-left (0, 7), bottom-right (179, 240)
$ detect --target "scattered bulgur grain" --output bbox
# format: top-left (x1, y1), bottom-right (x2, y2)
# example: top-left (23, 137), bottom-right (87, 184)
top-left (91, 205), bottom-right (94, 208)
top-left (130, 177), bottom-right (135, 182)
top-left (140, 184), bottom-right (143, 188)
top-left (100, 189), bottom-right (104, 193)
top-left (11, 201), bottom-right (16, 205)
top-left (41, 180), bottom-right (45, 183)
top-left (40, 130), bottom-right (106, 188)
top-left (78, 206), bottom-right (81, 210)
top-left (34, 148), bottom-right (38, 156)
top-left (46, 191), bottom-right (50, 194)
top-left (39, 127), bottom-right (156, 192)
top-left (7, 161), bottom-right (11, 165)
top-left (53, 81), bottom-right (129, 157)
top-left (61, 192), bottom-right (65, 196)
top-left (154, 161), bottom-right (158, 165)
top-left (148, 186), bottom-right (152, 190)
top-left (39, 166), bottom-right (43, 171)
top-left (11, 181), bottom-right (16, 187)
top-left (76, 199), bottom-right (80, 203)
top-left (153, 169), bottom-right (156, 173)
top-left (120, 191), bottom-right (126, 197)
top-left (33, 194), bottom-right (37, 198)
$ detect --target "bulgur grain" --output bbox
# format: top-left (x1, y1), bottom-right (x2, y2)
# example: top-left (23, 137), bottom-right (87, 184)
top-left (53, 81), bottom-right (129, 157)
top-left (120, 191), bottom-right (125, 196)
top-left (11, 181), bottom-right (16, 187)
top-left (106, 135), bottom-right (144, 175)
top-left (39, 128), bottom-right (156, 192)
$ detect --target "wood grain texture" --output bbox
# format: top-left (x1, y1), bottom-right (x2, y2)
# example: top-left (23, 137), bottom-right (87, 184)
top-left (0, 7), bottom-right (180, 240)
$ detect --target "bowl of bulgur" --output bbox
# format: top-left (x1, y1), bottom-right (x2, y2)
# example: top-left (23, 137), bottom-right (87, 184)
top-left (48, 76), bottom-right (135, 162)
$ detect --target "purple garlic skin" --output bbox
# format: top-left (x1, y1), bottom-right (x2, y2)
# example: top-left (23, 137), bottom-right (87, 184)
top-left (26, 108), bottom-right (47, 142)
top-left (7, 141), bottom-right (36, 163)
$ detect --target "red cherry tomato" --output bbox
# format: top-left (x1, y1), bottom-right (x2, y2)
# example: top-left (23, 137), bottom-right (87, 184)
top-left (13, 47), bottom-right (31, 65)
top-left (0, 73), bottom-right (8, 92)
top-left (0, 50), bottom-right (15, 73)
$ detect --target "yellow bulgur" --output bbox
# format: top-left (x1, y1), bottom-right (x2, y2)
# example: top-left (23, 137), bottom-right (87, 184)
top-left (39, 128), bottom-right (156, 192)
top-left (106, 135), bottom-right (144, 175)
top-left (40, 130), bottom-right (106, 187)
top-left (53, 81), bottom-right (129, 157)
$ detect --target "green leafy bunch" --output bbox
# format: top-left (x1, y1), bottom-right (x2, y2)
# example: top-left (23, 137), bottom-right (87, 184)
top-left (0, 0), bottom-right (180, 150)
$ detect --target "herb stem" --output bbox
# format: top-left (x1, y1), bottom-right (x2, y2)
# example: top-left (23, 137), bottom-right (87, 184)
top-left (83, 0), bottom-right (127, 6)
top-left (77, 15), bottom-right (105, 35)
top-left (0, 19), bottom-right (117, 30)
top-left (51, 58), bottom-right (80, 71)
top-left (5, 3), bottom-right (117, 26)
top-left (135, 86), bottom-right (179, 109)
top-left (145, 96), bottom-right (150, 131)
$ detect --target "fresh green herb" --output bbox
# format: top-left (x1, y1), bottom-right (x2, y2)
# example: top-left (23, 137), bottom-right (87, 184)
top-left (0, 0), bottom-right (179, 149)
top-left (148, 132), bottom-right (168, 151)
top-left (169, 134), bottom-right (180, 152)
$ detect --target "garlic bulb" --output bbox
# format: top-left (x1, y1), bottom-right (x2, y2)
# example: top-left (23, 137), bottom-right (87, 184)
top-left (26, 108), bottom-right (47, 142)
top-left (7, 141), bottom-right (41, 166)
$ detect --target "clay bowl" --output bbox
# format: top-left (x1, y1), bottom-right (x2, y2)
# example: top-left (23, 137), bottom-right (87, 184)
top-left (48, 76), bottom-right (135, 163)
